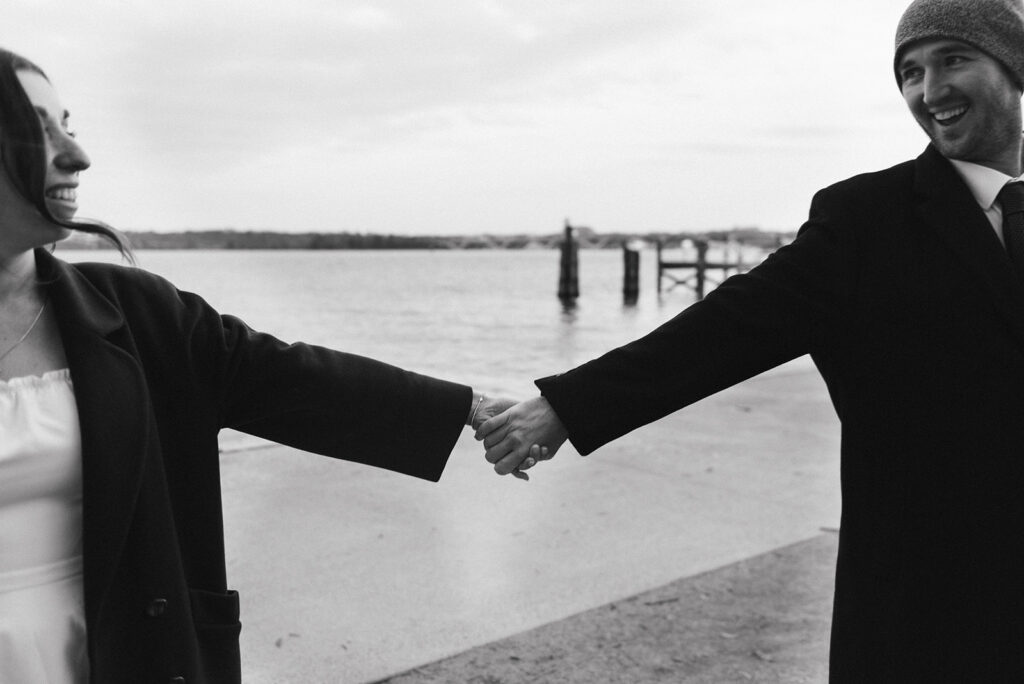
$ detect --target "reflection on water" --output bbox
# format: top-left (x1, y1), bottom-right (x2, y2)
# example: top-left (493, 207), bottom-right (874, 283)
top-left (559, 300), bottom-right (578, 320)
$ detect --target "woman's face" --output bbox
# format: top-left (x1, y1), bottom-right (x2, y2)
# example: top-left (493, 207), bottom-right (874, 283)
top-left (14, 68), bottom-right (91, 222)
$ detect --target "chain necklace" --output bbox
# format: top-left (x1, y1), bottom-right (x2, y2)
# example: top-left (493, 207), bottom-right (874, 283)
top-left (0, 298), bottom-right (48, 373)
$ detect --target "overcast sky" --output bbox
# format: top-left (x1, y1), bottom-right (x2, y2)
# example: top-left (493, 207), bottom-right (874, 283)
top-left (7, 1), bottom-right (925, 235)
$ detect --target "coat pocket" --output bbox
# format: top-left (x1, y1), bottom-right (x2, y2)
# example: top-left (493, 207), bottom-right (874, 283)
top-left (189, 587), bottom-right (242, 683)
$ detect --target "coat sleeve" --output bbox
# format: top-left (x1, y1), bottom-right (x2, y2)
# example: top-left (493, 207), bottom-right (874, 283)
top-left (125, 273), bottom-right (472, 482)
top-left (536, 186), bottom-right (860, 455)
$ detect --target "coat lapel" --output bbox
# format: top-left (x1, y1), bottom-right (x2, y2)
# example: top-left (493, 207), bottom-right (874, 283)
top-left (38, 250), bottom-right (152, 626)
top-left (912, 145), bottom-right (1024, 345)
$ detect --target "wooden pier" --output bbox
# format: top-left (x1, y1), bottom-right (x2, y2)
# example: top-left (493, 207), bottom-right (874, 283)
top-left (554, 226), bottom-right (788, 302)
top-left (656, 238), bottom-right (752, 300)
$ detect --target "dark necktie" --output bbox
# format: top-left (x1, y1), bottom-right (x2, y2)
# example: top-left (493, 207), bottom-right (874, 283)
top-left (998, 181), bottom-right (1024, 280)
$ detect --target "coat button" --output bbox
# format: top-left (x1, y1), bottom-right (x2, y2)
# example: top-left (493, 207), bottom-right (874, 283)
top-left (145, 598), bottom-right (168, 617)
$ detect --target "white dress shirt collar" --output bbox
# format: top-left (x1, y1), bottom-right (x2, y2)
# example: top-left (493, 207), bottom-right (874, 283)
top-left (949, 159), bottom-right (1016, 212)
top-left (948, 159), bottom-right (1023, 244)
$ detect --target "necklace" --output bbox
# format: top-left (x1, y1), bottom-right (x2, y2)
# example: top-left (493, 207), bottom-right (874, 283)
top-left (0, 298), bottom-right (47, 372)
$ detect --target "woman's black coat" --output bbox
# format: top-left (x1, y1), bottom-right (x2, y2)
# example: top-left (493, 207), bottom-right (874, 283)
top-left (38, 249), bottom-right (471, 683)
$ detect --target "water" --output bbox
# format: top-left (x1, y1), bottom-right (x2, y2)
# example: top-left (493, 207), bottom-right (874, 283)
top-left (60, 248), bottom-right (708, 398)
top-left (58, 247), bottom-right (834, 684)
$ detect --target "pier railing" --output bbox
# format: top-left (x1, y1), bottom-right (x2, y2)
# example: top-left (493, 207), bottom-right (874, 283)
top-left (656, 237), bottom-right (781, 300)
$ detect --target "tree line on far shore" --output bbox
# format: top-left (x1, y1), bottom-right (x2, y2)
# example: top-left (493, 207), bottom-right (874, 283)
top-left (57, 228), bottom-right (795, 251)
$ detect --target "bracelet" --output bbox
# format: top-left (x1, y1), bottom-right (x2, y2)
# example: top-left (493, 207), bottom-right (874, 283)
top-left (468, 394), bottom-right (485, 426)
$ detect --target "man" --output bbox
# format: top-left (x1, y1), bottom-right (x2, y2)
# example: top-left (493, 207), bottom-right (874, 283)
top-left (478, 0), bottom-right (1024, 680)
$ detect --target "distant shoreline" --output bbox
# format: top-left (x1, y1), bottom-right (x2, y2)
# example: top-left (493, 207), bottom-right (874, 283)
top-left (59, 228), bottom-right (793, 251)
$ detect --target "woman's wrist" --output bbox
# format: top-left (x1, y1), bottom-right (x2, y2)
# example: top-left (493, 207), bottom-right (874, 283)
top-left (466, 391), bottom-right (484, 426)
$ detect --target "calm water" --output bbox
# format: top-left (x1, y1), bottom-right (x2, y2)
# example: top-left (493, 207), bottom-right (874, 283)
top-left (60, 248), bottom-right (711, 398)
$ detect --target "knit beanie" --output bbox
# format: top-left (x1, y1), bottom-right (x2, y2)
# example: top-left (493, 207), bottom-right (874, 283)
top-left (894, 0), bottom-right (1024, 90)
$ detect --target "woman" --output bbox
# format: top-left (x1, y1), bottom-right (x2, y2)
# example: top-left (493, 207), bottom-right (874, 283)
top-left (0, 48), bottom-right (518, 683)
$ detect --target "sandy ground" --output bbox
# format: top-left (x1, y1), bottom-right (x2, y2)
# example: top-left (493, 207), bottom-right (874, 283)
top-left (377, 533), bottom-right (837, 684)
top-left (218, 356), bottom-right (841, 683)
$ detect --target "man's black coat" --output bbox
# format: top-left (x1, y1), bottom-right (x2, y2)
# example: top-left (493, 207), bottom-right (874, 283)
top-left (538, 145), bottom-right (1024, 681)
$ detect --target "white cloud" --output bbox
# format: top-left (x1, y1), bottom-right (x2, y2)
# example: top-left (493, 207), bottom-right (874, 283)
top-left (1, 0), bottom-right (927, 233)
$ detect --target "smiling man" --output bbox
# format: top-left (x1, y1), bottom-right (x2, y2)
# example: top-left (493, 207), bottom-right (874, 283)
top-left (896, 3), bottom-right (1024, 176)
top-left (477, 0), bottom-right (1024, 680)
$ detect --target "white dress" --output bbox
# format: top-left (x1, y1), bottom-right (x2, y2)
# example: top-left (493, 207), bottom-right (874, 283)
top-left (0, 369), bottom-right (88, 683)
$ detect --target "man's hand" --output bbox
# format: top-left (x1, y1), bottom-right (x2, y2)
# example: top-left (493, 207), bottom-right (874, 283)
top-left (475, 396), bottom-right (569, 479)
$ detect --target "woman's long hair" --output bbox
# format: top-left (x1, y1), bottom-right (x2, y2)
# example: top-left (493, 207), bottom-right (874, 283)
top-left (0, 48), bottom-right (132, 258)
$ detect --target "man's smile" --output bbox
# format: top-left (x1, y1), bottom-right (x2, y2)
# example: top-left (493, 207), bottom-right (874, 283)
top-left (932, 104), bottom-right (969, 126)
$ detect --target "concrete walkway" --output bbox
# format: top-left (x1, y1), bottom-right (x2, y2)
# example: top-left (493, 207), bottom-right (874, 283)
top-left (218, 357), bottom-right (841, 683)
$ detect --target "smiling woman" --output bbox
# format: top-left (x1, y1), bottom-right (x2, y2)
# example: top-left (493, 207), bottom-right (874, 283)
top-left (0, 46), bottom-right (517, 683)
top-left (0, 50), bottom-right (129, 257)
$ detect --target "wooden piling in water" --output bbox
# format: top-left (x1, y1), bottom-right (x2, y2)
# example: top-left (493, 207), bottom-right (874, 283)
top-left (558, 220), bottom-right (579, 300)
top-left (693, 240), bottom-right (709, 299)
top-left (622, 243), bottom-right (639, 303)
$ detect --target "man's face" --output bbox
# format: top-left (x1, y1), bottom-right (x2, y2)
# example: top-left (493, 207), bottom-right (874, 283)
top-left (899, 39), bottom-right (1023, 174)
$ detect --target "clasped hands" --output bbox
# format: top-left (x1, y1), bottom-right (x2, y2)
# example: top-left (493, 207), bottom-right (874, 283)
top-left (471, 396), bottom-right (569, 481)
